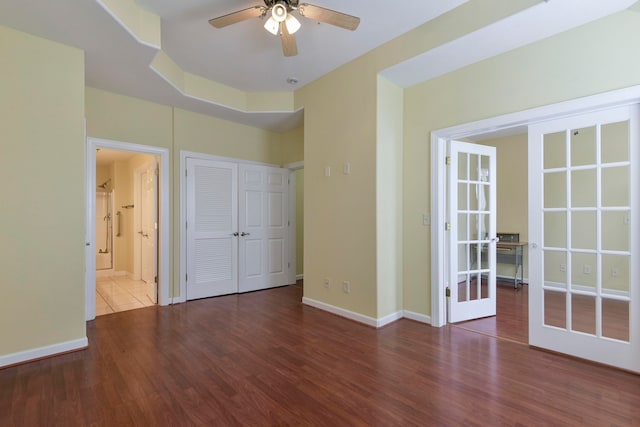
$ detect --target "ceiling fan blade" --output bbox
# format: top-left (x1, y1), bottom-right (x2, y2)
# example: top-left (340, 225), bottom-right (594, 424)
top-left (298, 3), bottom-right (360, 31)
top-left (208, 6), bottom-right (265, 28)
top-left (280, 22), bottom-right (298, 57)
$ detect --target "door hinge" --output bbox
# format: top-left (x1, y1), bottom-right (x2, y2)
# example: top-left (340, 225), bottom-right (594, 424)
top-left (288, 262), bottom-right (290, 269)
top-left (185, 274), bottom-right (188, 282)
top-left (288, 220), bottom-right (290, 226)
top-left (185, 169), bottom-right (188, 177)
top-left (446, 156), bottom-right (452, 165)
top-left (186, 221), bottom-right (188, 230)
top-left (154, 275), bottom-right (158, 284)
top-left (155, 167), bottom-right (159, 176)
top-left (446, 287), bottom-right (451, 297)
top-left (445, 222), bottom-right (451, 231)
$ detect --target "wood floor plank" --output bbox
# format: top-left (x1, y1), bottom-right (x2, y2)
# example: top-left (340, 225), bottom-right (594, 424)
top-left (1, 285), bottom-right (639, 426)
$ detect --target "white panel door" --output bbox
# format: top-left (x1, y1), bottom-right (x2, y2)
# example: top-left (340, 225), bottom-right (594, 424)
top-left (186, 158), bottom-right (238, 300)
top-left (448, 140), bottom-right (497, 323)
top-left (528, 105), bottom-right (639, 372)
top-left (140, 161), bottom-right (158, 303)
top-left (238, 164), bottom-right (289, 293)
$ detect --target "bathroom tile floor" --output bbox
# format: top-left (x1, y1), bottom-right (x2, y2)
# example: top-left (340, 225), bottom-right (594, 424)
top-left (96, 275), bottom-right (155, 316)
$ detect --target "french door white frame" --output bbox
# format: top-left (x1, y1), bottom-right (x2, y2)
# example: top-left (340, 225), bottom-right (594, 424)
top-left (85, 137), bottom-right (170, 321)
top-left (431, 84), bottom-right (640, 327)
top-left (177, 151), bottom-right (281, 303)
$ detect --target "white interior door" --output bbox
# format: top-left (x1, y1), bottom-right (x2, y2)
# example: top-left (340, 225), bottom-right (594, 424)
top-left (447, 140), bottom-right (497, 323)
top-left (186, 158), bottom-right (238, 300)
top-left (140, 161), bottom-right (158, 303)
top-left (238, 164), bottom-right (289, 293)
top-left (528, 105), bottom-right (639, 372)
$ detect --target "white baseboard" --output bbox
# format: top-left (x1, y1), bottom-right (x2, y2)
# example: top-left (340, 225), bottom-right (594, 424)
top-left (302, 297), bottom-right (379, 327)
top-left (302, 298), bottom-right (432, 328)
top-left (0, 337), bottom-right (88, 368)
top-left (296, 274), bottom-right (304, 280)
top-left (403, 310), bottom-right (432, 325)
top-left (377, 311), bottom-right (405, 327)
top-left (172, 295), bottom-right (187, 304)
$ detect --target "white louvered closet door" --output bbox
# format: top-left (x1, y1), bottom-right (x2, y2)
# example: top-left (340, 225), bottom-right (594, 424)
top-left (186, 158), bottom-right (238, 300)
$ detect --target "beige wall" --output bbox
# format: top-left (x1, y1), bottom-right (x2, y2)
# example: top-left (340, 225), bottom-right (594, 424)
top-left (0, 26), bottom-right (85, 356)
top-left (296, 0), bottom-right (537, 319)
top-left (85, 88), bottom-right (296, 299)
top-left (477, 133), bottom-right (529, 280)
top-left (402, 10), bottom-right (640, 316)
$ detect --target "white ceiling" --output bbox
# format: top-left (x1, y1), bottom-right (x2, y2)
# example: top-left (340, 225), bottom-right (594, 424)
top-left (0, 0), bottom-right (637, 132)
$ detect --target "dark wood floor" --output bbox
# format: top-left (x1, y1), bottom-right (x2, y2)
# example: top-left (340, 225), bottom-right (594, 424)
top-left (1, 285), bottom-right (639, 426)
top-left (454, 281), bottom-right (529, 344)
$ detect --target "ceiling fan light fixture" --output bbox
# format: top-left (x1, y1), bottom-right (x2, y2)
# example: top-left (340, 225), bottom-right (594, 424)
top-left (264, 16), bottom-right (279, 35)
top-left (285, 14), bottom-right (301, 35)
top-left (272, 3), bottom-right (288, 23)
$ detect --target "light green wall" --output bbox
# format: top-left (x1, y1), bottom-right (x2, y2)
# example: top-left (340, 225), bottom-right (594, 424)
top-left (403, 10), bottom-right (640, 316)
top-left (0, 26), bottom-right (85, 356)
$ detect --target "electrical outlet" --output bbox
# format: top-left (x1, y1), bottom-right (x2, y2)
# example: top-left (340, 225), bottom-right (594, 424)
top-left (560, 263), bottom-right (567, 272)
top-left (583, 265), bottom-right (592, 275)
top-left (343, 281), bottom-right (350, 294)
top-left (324, 278), bottom-right (330, 288)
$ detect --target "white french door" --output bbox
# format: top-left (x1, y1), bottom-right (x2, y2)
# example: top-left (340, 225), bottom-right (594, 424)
top-left (238, 164), bottom-right (289, 293)
top-left (528, 105), bottom-right (639, 372)
top-left (186, 159), bottom-right (238, 299)
top-left (185, 157), bottom-right (289, 300)
top-left (447, 141), bottom-right (497, 323)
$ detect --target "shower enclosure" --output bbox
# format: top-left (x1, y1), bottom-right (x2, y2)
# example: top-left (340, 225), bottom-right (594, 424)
top-left (96, 189), bottom-right (114, 270)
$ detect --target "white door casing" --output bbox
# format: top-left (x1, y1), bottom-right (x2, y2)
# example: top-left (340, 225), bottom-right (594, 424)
top-left (238, 164), bottom-right (289, 293)
top-left (447, 140), bottom-right (497, 323)
top-left (528, 104), bottom-right (639, 372)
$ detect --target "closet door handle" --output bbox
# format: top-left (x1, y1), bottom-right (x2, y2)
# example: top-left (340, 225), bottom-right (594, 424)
top-left (232, 232), bottom-right (239, 236)
top-left (240, 232), bottom-right (250, 237)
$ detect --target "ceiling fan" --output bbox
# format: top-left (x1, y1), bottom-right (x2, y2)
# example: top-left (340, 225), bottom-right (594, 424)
top-left (208, 0), bottom-right (360, 57)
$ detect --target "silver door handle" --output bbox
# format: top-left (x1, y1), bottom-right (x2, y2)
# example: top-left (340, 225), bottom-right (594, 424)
top-left (241, 232), bottom-right (250, 236)
top-left (232, 232), bottom-right (239, 236)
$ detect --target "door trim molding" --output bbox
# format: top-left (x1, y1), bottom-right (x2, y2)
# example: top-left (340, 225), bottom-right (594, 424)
top-left (430, 84), bottom-right (640, 328)
top-left (86, 137), bottom-right (170, 320)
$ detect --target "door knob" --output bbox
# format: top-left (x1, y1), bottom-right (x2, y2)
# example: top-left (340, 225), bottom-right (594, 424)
top-left (232, 232), bottom-right (239, 236)
top-left (241, 232), bottom-right (250, 236)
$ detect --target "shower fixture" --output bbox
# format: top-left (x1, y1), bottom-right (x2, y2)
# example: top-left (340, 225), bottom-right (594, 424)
top-left (97, 179), bottom-right (111, 190)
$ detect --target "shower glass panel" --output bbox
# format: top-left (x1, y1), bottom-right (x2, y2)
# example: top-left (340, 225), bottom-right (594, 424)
top-left (96, 190), bottom-right (113, 270)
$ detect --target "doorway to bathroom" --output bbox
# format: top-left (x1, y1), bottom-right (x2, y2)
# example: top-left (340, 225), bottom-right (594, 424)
top-left (94, 148), bottom-right (158, 316)
top-left (86, 137), bottom-right (170, 321)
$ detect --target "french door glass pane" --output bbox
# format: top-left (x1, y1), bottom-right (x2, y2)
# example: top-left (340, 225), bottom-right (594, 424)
top-left (602, 166), bottom-right (629, 207)
top-left (544, 251), bottom-right (567, 288)
top-left (571, 169), bottom-right (597, 207)
top-left (601, 121), bottom-right (629, 164)
top-left (544, 172), bottom-right (566, 208)
top-left (571, 293), bottom-right (596, 335)
top-left (458, 153), bottom-right (468, 179)
top-left (601, 254), bottom-right (629, 293)
top-left (544, 289), bottom-right (566, 328)
top-left (571, 126), bottom-right (597, 166)
top-left (544, 211), bottom-right (567, 248)
top-left (571, 252), bottom-right (597, 289)
top-left (602, 299), bottom-right (630, 342)
top-left (458, 183), bottom-right (468, 210)
top-left (544, 132), bottom-right (566, 169)
top-left (571, 211), bottom-right (596, 250)
top-left (601, 211), bottom-right (630, 252)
